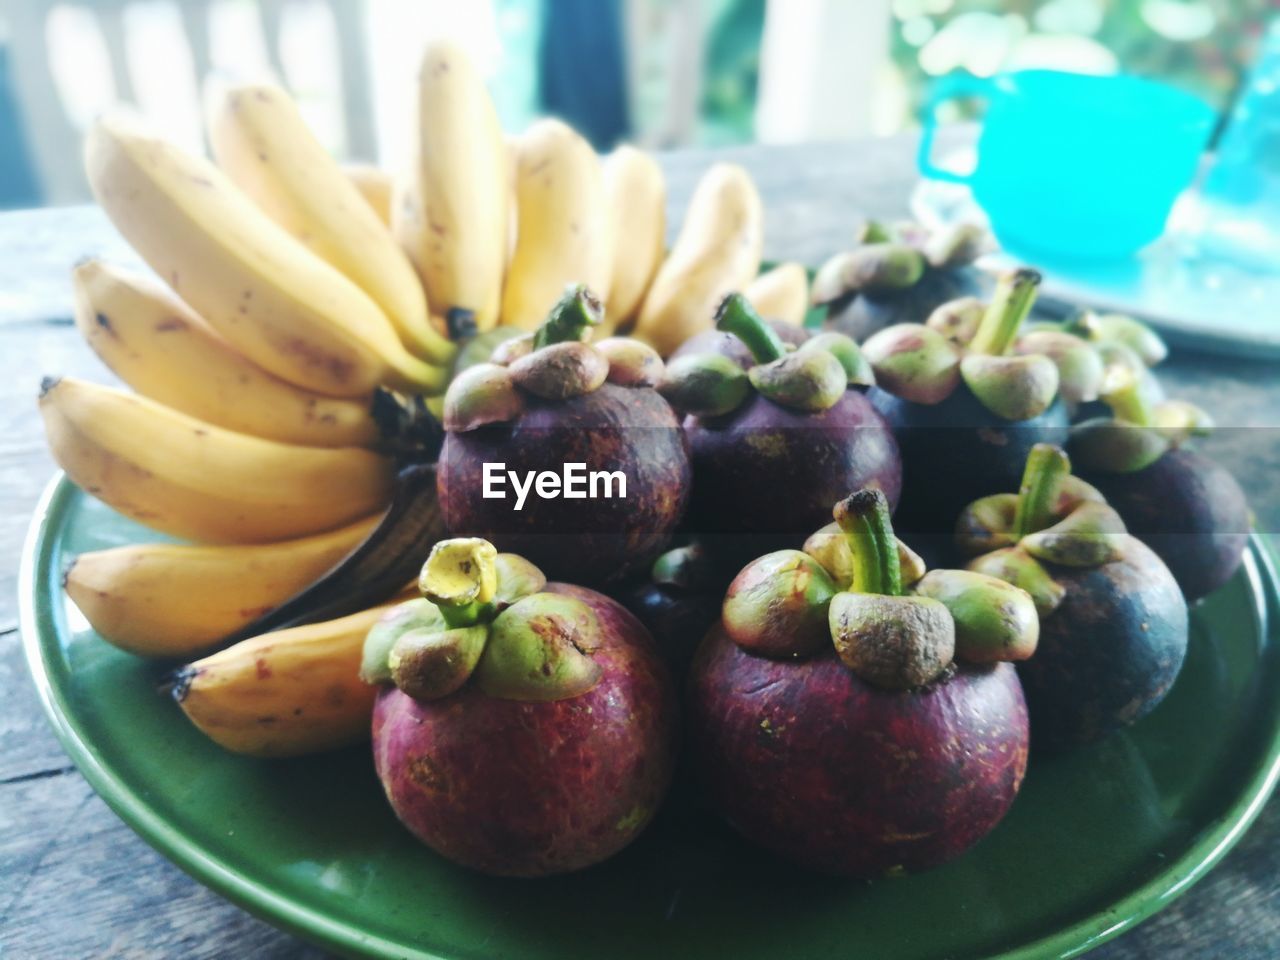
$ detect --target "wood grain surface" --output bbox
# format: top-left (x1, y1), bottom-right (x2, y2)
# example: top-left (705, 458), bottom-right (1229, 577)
top-left (1, 136), bottom-right (1277, 959)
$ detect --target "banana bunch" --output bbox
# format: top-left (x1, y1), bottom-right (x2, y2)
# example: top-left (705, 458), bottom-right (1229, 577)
top-left (48, 38), bottom-right (793, 760)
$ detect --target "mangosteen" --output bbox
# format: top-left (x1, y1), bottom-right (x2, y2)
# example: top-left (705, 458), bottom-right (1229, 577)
top-left (1068, 365), bottom-right (1249, 602)
top-left (863, 268), bottom-right (1105, 539)
top-left (436, 285), bottom-right (692, 585)
top-left (689, 489), bottom-right (1032, 877)
top-left (619, 542), bottom-right (737, 676)
top-left (957, 444), bottom-right (1189, 748)
top-left (813, 221), bottom-right (989, 341)
top-left (660, 294), bottom-right (900, 567)
top-left (363, 538), bottom-right (677, 877)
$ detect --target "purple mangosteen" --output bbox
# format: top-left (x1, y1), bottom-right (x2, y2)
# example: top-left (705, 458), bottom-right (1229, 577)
top-left (689, 489), bottom-right (1033, 877)
top-left (862, 269), bottom-right (1103, 538)
top-left (662, 294), bottom-right (901, 566)
top-left (437, 286), bottom-right (692, 585)
top-left (957, 444), bottom-right (1189, 748)
top-left (363, 538), bottom-right (677, 877)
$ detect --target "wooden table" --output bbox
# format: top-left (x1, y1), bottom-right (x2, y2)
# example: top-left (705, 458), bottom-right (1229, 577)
top-left (2, 137), bottom-right (1278, 958)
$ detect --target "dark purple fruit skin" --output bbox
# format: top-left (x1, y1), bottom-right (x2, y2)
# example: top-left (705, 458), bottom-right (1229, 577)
top-left (437, 383), bottom-right (691, 585)
top-left (871, 385), bottom-right (1070, 537)
top-left (1080, 448), bottom-right (1248, 603)
top-left (669, 320), bottom-right (811, 371)
top-left (688, 625), bottom-right (1028, 877)
top-left (826, 268), bottom-right (983, 341)
top-left (682, 391), bottom-right (901, 561)
top-left (620, 582), bottom-right (722, 677)
top-left (372, 584), bottom-right (677, 877)
top-left (1017, 536), bottom-right (1188, 749)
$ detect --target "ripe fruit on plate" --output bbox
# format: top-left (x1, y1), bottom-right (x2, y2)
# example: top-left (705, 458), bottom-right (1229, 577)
top-left (365, 539), bottom-right (677, 876)
top-left (662, 293), bottom-right (899, 565)
top-left (689, 490), bottom-right (1031, 876)
top-left (957, 444), bottom-right (1189, 747)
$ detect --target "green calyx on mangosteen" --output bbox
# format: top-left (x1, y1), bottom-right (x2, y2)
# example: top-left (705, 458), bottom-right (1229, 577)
top-left (362, 537), bottom-right (603, 703)
top-left (956, 445), bottom-right (1126, 615)
top-left (1064, 310), bottom-right (1168, 368)
top-left (816, 220), bottom-right (990, 342)
top-left (956, 443), bottom-right (1190, 746)
top-left (442, 284), bottom-right (670, 430)
top-left (863, 268), bottom-right (1087, 422)
top-left (1069, 364), bottom-right (1213, 475)
top-left (659, 294), bottom-right (869, 417)
top-left (721, 489), bottom-right (1038, 689)
top-left (1065, 357), bottom-right (1248, 602)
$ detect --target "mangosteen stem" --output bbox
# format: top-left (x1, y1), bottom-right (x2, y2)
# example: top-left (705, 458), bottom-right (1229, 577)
top-left (715, 293), bottom-right (786, 364)
top-left (1101, 367), bottom-right (1154, 427)
top-left (419, 538), bottom-right (500, 628)
top-left (833, 490), bottom-right (902, 596)
top-left (1013, 444), bottom-right (1071, 538)
top-left (532, 284), bottom-right (604, 351)
top-left (968, 268), bottom-right (1042, 357)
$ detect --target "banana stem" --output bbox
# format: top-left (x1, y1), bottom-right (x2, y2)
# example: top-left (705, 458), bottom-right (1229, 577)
top-left (833, 490), bottom-right (901, 596)
top-left (419, 538), bottom-right (499, 628)
top-left (968, 268), bottom-right (1041, 357)
top-left (533, 284), bottom-right (604, 350)
top-left (445, 308), bottom-right (478, 341)
top-left (1013, 443), bottom-right (1071, 538)
top-left (715, 293), bottom-right (786, 364)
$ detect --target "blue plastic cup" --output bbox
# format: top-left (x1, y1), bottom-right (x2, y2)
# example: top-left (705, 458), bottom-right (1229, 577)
top-left (918, 70), bottom-right (1216, 261)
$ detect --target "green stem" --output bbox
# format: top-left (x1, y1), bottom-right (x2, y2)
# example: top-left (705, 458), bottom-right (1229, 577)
top-left (419, 538), bottom-right (500, 628)
top-left (715, 293), bottom-right (786, 364)
top-left (1101, 368), bottom-right (1154, 427)
top-left (968, 268), bottom-right (1041, 356)
top-left (833, 490), bottom-right (901, 596)
top-left (532, 284), bottom-right (604, 350)
top-left (1013, 444), bottom-right (1071, 538)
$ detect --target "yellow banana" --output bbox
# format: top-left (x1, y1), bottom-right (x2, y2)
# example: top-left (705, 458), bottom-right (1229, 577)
top-left (502, 118), bottom-right (612, 331)
top-left (632, 163), bottom-right (763, 356)
top-left (344, 163), bottom-right (393, 226)
top-left (173, 600), bottom-right (404, 756)
top-left (73, 260), bottom-right (379, 448)
top-left (39, 377), bottom-right (393, 543)
top-left (84, 112), bottom-right (445, 397)
top-left (209, 85), bottom-right (453, 366)
top-left (411, 40), bottom-right (509, 334)
top-left (745, 262), bottom-right (810, 327)
top-left (65, 516), bottom-right (379, 658)
top-left (603, 145), bottom-right (666, 331)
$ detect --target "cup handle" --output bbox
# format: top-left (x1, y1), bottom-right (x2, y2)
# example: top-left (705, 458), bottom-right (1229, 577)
top-left (918, 72), bottom-right (994, 185)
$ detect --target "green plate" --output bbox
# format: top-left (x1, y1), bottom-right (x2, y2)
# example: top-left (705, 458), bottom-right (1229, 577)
top-left (21, 476), bottom-right (1280, 960)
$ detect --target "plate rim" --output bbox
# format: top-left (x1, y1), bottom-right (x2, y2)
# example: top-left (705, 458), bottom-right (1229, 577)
top-left (19, 472), bottom-right (1280, 960)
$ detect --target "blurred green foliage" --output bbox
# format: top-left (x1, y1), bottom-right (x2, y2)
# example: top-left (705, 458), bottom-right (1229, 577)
top-left (890, 0), bottom-right (1275, 118)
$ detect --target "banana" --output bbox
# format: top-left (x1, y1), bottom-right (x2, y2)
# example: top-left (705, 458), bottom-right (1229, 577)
top-left (39, 377), bottom-right (393, 543)
top-left (344, 163), bottom-right (393, 226)
top-left (603, 145), bottom-right (666, 331)
top-left (173, 599), bottom-right (405, 756)
top-left (73, 260), bottom-right (379, 448)
top-left (502, 118), bottom-right (612, 331)
top-left (84, 112), bottom-right (445, 397)
top-left (745, 261), bottom-right (810, 327)
top-left (632, 163), bottom-right (763, 356)
top-left (209, 85), bottom-right (454, 366)
top-left (65, 516), bottom-right (379, 658)
top-left (411, 40), bottom-right (509, 335)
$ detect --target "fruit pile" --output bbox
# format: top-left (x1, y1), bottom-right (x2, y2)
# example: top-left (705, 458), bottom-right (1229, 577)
top-left (41, 41), bottom-right (1252, 882)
